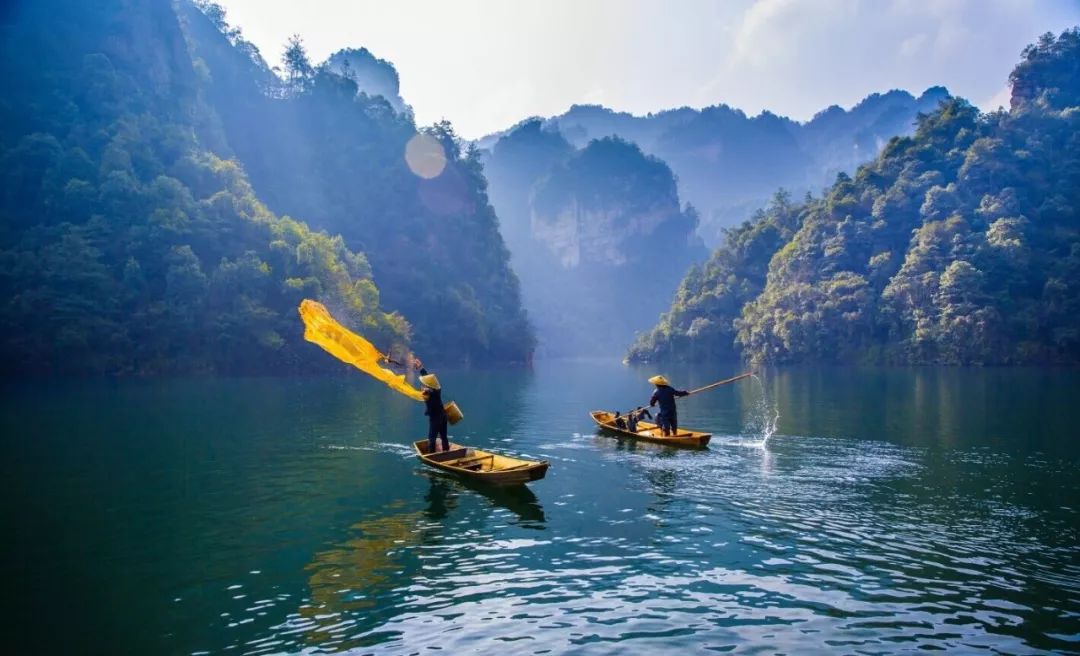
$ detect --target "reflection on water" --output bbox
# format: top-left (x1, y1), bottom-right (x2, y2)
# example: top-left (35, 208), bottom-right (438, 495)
top-left (2, 364), bottom-right (1079, 654)
top-left (304, 503), bottom-right (425, 622)
top-left (420, 471), bottom-right (547, 527)
top-left (424, 475), bottom-right (456, 520)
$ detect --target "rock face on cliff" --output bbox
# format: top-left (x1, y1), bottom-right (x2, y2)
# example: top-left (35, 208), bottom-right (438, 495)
top-left (485, 126), bottom-right (705, 356)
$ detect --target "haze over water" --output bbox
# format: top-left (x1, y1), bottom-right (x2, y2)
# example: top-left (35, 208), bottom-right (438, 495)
top-left (3, 362), bottom-right (1078, 654)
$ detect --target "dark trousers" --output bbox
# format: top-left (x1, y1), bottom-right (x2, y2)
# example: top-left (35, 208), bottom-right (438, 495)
top-left (658, 411), bottom-right (678, 435)
top-left (427, 416), bottom-right (449, 452)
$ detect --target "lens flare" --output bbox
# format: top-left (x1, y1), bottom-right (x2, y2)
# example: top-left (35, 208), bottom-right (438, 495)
top-left (404, 133), bottom-right (447, 179)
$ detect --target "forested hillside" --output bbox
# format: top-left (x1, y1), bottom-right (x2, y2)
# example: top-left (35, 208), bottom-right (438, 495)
top-left (480, 88), bottom-right (950, 245)
top-left (484, 125), bottom-right (705, 356)
top-left (0, 0), bottom-right (535, 376)
top-left (0, 0), bottom-right (406, 375)
top-left (630, 29), bottom-right (1080, 366)
top-left (180, 2), bottom-right (532, 362)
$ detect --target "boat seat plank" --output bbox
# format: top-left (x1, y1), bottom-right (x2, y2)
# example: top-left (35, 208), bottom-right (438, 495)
top-left (427, 448), bottom-right (469, 462)
top-left (452, 454), bottom-right (495, 467)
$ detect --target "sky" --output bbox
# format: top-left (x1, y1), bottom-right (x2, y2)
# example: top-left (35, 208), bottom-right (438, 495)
top-left (214, 0), bottom-right (1080, 139)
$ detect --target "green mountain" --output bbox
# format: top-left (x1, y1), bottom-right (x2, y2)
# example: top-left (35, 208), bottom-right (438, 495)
top-left (484, 125), bottom-right (706, 356)
top-left (479, 89), bottom-right (951, 246)
top-left (178, 2), bottom-right (532, 363)
top-left (0, 0), bottom-right (410, 375)
top-left (630, 29), bottom-right (1080, 366)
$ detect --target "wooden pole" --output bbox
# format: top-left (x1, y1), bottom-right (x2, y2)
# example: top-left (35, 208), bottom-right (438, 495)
top-left (685, 372), bottom-right (754, 396)
top-left (620, 372), bottom-right (754, 417)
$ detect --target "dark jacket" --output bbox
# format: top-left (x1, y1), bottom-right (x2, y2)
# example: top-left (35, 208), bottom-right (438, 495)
top-left (649, 385), bottom-right (688, 415)
top-left (419, 368), bottom-right (446, 419)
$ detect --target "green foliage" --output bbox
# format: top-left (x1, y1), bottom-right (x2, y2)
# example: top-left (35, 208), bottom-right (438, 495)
top-left (181, 4), bottom-right (533, 363)
top-left (634, 28), bottom-right (1080, 366)
top-left (282, 34), bottom-right (314, 92)
top-left (1010, 28), bottom-right (1080, 111)
top-left (627, 190), bottom-right (801, 362)
top-left (532, 136), bottom-right (677, 215)
top-left (0, 0), bottom-right (406, 375)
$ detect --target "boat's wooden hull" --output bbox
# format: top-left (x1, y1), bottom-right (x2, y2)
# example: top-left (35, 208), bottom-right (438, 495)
top-left (413, 441), bottom-right (548, 486)
top-left (590, 410), bottom-right (711, 448)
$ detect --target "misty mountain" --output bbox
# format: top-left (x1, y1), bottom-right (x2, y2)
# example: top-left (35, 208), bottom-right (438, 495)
top-left (480, 87), bottom-right (951, 245)
top-left (325, 47), bottom-right (408, 114)
top-left (630, 28), bottom-right (1080, 366)
top-left (484, 124), bottom-right (706, 356)
top-left (179, 1), bottom-right (533, 363)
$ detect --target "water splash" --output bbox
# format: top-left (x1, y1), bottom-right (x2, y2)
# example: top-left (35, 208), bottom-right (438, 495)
top-left (744, 373), bottom-right (780, 447)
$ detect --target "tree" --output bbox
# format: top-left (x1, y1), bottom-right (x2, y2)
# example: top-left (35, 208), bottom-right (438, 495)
top-left (282, 34), bottom-right (314, 91)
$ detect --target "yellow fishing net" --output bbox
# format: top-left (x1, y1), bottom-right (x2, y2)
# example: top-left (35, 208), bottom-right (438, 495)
top-left (298, 299), bottom-right (425, 402)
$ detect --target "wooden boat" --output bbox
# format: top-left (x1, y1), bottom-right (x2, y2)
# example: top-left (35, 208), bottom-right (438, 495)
top-left (413, 440), bottom-right (549, 486)
top-left (590, 410), bottom-right (711, 448)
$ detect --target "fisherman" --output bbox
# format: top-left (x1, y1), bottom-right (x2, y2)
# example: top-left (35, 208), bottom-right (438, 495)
top-left (413, 358), bottom-right (449, 453)
top-left (648, 375), bottom-right (689, 436)
top-left (626, 407), bottom-right (652, 433)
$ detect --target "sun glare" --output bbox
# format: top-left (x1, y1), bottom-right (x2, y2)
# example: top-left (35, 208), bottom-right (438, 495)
top-left (404, 133), bottom-right (447, 179)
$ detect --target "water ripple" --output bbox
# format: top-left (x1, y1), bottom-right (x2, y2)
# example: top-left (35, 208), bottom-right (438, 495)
top-left (184, 431), bottom-right (1080, 654)
top-left (7, 371), bottom-right (1078, 654)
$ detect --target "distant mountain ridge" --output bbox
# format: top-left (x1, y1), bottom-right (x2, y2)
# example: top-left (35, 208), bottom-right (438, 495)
top-left (479, 87), bottom-right (951, 244)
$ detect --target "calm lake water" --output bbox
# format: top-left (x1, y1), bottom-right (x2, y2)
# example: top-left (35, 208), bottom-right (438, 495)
top-left (3, 361), bottom-right (1079, 655)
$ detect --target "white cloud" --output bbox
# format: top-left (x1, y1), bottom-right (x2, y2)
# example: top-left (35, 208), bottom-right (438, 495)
top-left (697, 0), bottom-right (1079, 120)
top-left (728, 0), bottom-right (860, 70)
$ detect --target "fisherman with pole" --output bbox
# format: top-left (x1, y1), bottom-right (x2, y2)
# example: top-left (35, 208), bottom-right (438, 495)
top-left (641, 372), bottom-right (755, 437)
top-left (647, 375), bottom-right (689, 436)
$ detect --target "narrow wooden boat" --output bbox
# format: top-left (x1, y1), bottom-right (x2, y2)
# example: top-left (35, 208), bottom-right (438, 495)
top-left (590, 410), bottom-right (711, 448)
top-left (413, 440), bottom-right (549, 486)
